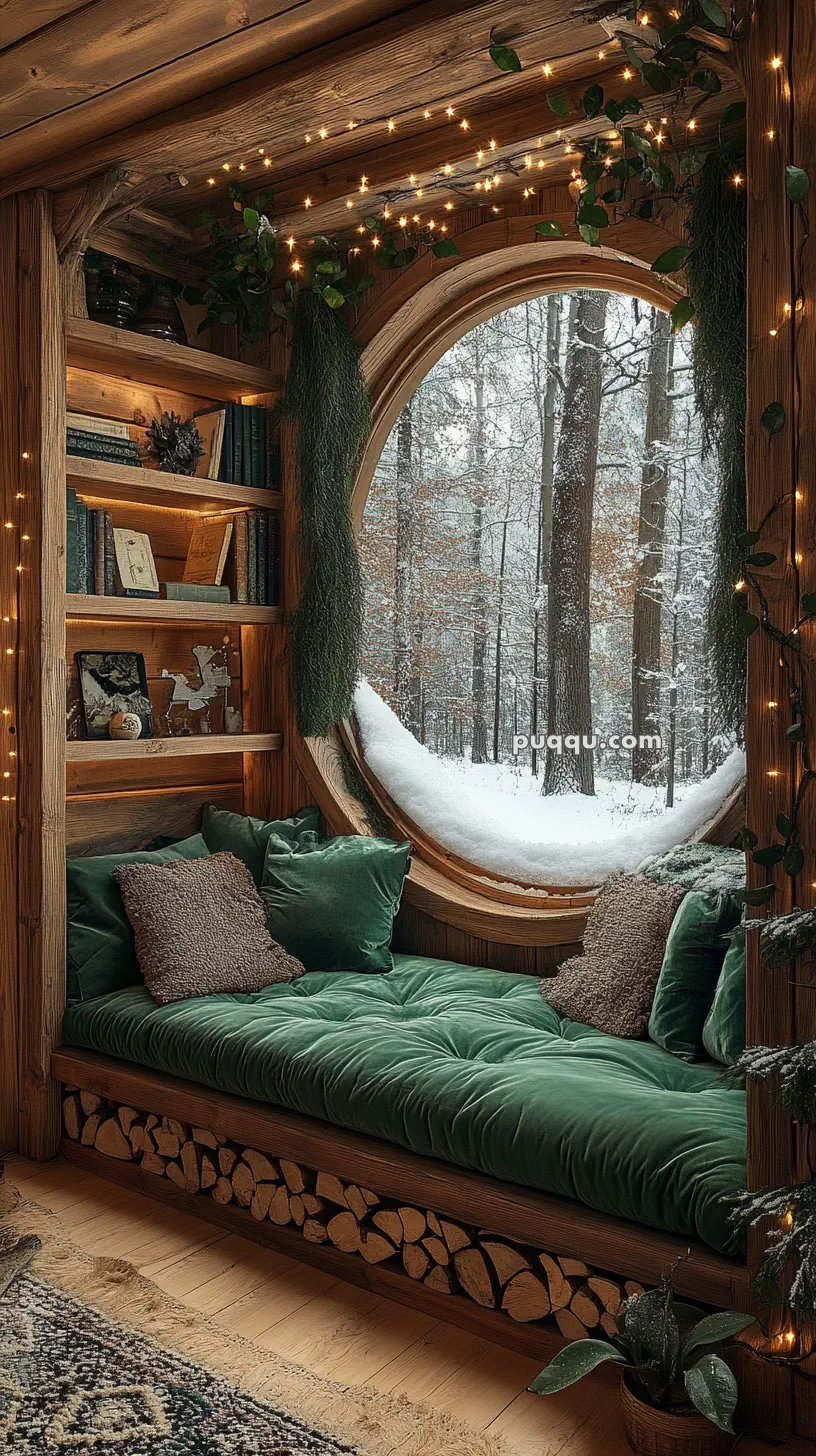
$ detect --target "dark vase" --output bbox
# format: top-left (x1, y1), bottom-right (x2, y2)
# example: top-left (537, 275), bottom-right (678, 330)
top-left (85, 270), bottom-right (140, 330)
top-left (133, 293), bottom-right (188, 346)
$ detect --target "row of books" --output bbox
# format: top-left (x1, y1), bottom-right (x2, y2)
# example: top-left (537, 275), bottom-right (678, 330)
top-left (65, 491), bottom-right (280, 606)
top-left (66, 412), bottom-right (142, 468)
top-left (196, 403), bottom-right (280, 489)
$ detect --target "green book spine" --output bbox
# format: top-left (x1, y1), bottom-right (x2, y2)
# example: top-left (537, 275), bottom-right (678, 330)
top-left (241, 406), bottom-right (252, 486)
top-left (93, 509), bottom-right (106, 595)
top-left (66, 489), bottom-right (79, 592)
top-left (219, 404), bottom-right (234, 484)
top-left (250, 406), bottom-right (264, 490)
top-left (233, 404), bottom-right (244, 485)
top-left (247, 512), bottom-right (258, 605)
top-left (104, 512), bottom-right (116, 595)
top-left (257, 512), bottom-right (268, 605)
top-left (76, 501), bottom-right (88, 594)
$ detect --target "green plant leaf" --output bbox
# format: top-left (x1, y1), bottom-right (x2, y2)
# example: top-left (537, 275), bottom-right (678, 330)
top-left (578, 223), bottom-right (601, 247)
top-left (489, 42), bottom-right (521, 73)
top-left (270, 299), bottom-right (293, 322)
top-left (802, 592), bottom-right (816, 615)
top-left (785, 845), bottom-right (805, 875)
top-left (536, 220), bottom-right (566, 239)
top-left (737, 529), bottom-right (761, 548)
top-left (761, 401), bottom-right (786, 439)
top-left (577, 203), bottom-right (609, 229)
top-left (651, 244), bottom-right (689, 274)
top-left (643, 62), bottom-right (671, 93)
top-left (528, 1341), bottom-right (625, 1396)
top-left (321, 286), bottom-right (346, 308)
top-left (735, 611), bottom-right (760, 637)
top-left (431, 238), bottom-right (460, 258)
top-left (752, 845), bottom-right (785, 867)
top-left (785, 166), bottom-right (810, 204)
top-left (242, 207), bottom-right (259, 232)
top-left (776, 812), bottom-right (794, 837)
top-left (786, 721), bottom-right (805, 743)
top-left (582, 84), bottom-right (604, 118)
top-left (670, 297), bottom-right (695, 332)
top-left (356, 274), bottom-right (375, 293)
top-left (698, 0), bottom-right (728, 28)
top-left (547, 92), bottom-right (570, 117)
top-left (682, 1312), bottom-right (754, 1363)
top-left (738, 827), bottom-right (758, 850)
top-left (745, 551), bottom-right (777, 567)
top-left (684, 1355), bottom-right (738, 1432)
top-left (734, 884), bottom-right (776, 906)
top-left (624, 1286), bottom-right (678, 1365)
top-left (693, 68), bottom-right (722, 94)
top-left (629, 131), bottom-right (655, 156)
top-left (720, 101), bottom-right (747, 126)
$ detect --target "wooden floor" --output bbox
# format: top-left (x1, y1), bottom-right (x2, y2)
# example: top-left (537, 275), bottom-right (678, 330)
top-left (5, 1154), bottom-right (800, 1456)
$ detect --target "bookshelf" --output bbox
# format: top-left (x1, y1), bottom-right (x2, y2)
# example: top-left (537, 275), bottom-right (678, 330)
top-left (63, 319), bottom-right (286, 829)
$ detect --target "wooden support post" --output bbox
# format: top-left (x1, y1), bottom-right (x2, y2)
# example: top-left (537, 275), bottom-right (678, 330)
top-left (0, 192), bottom-right (66, 1157)
top-left (743, 0), bottom-right (816, 1438)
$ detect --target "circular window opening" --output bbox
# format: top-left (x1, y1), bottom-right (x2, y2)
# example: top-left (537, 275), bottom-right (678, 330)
top-left (357, 289), bottom-right (742, 887)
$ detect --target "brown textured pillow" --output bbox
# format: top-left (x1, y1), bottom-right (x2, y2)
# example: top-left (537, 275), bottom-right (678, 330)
top-left (112, 851), bottom-right (304, 1005)
top-left (542, 873), bottom-right (686, 1038)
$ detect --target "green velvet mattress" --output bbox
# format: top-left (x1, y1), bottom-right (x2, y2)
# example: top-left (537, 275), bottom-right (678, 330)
top-left (62, 955), bottom-right (746, 1258)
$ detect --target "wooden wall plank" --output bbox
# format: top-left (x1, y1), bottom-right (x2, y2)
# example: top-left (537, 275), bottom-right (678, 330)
top-left (0, 196), bottom-right (21, 1148)
top-left (15, 190), bottom-right (66, 1159)
top-left (65, 781), bottom-right (242, 855)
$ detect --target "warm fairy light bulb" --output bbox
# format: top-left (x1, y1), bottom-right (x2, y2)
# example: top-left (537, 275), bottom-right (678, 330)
top-left (258, 147), bottom-right (265, 154)
top-left (796, 551), bottom-right (803, 564)
top-left (359, 175), bottom-right (369, 192)
top-left (238, 162), bottom-right (246, 171)
top-left (639, 12), bottom-right (650, 25)
top-left (424, 109), bottom-right (432, 119)
top-left (22, 451), bottom-right (29, 460)
top-left (493, 174), bottom-right (501, 184)
top-left (412, 213), bottom-right (420, 223)
top-left (399, 215), bottom-right (408, 227)
top-left (428, 219), bottom-right (436, 229)
top-left (371, 236), bottom-right (381, 247)
top-left (524, 155), bottom-right (532, 169)
top-left (784, 302), bottom-right (792, 316)
top-left (305, 133), bottom-right (312, 143)
top-left (492, 205), bottom-right (500, 213)
top-left (21, 535), bottom-right (29, 542)
top-left (598, 49), bottom-right (605, 60)
top-left (303, 196), bottom-right (312, 207)
top-left (286, 235), bottom-right (296, 249)
top-left (207, 177), bottom-right (216, 185)
top-left (290, 259), bottom-right (302, 272)
top-left (661, 116), bottom-right (668, 125)
top-left (476, 149), bottom-right (484, 162)
top-left (489, 139), bottom-right (497, 151)
top-left (383, 207), bottom-right (392, 218)
top-left (459, 119), bottom-right (470, 131)
top-left (734, 578), bottom-right (747, 591)
top-left (523, 187), bottom-right (534, 198)
top-left (796, 489), bottom-right (803, 500)
top-left (415, 188), bottom-right (424, 198)
top-left (387, 119), bottom-right (396, 132)
top-left (356, 225), bottom-right (366, 234)
top-left (687, 119), bottom-right (697, 131)
top-left (222, 163), bottom-right (230, 171)
top-left (4, 522), bottom-right (13, 529)
top-left (4, 649), bottom-right (12, 656)
top-left (445, 106), bottom-right (455, 118)
top-left (767, 769), bottom-right (781, 778)
top-left (769, 327), bottom-right (778, 336)
top-left (443, 163), bottom-right (453, 175)
top-left (440, 224), bottom-right (448, 233)
top-left (623, 67), bottom-right (633, 80)
top-left (542, 64), bottom-right (553, 77)
top-left (346, 199), bottom-right (353, 208)
top-left (644, 122), bottom-right (654, 134)
top-left (347, 120), bottom-right (358, 130)
top-left (264, 157), bottom-right (272, 167)
top-left (319, 126), bottom-right (328, 139)
top-left (768, 701), bottom-right (778, 709)
top-left (444, 201), bottom-right (454, 211)
top-left (771, 56), bottom-right (783, 70)
top-left (732, 174), bottom-right (744, 186)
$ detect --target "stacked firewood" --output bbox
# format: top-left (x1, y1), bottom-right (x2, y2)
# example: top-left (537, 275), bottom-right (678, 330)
top-left (63, 1090), bottom-right (644, 1337)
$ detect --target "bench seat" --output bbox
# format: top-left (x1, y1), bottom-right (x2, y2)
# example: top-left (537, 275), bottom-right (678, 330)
top-left (62, 953), bottom-right (746, 1258)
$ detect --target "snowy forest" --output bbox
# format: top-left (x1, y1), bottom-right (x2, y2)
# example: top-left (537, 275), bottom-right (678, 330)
top-left (359, 289), bottom-right (737, 830)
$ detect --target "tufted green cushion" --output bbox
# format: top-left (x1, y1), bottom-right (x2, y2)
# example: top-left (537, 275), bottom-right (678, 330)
top-left (201, 804), bottom-right (321, 885)
top-left (62, 955), bottom-right (746, 1256)
top-left (702, 929), bottom-right (746, 1066)
top-left (66, 834), bottom-right (210, 1005)
top-left (648, 891), bottom-right (743, 1061)
top-left (260, 835), bottom-right (411, 973)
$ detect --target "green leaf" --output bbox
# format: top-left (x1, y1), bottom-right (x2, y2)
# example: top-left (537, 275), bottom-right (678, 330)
top-left (528, 1341), bottom-right (625, 1396)
top-left (242, 207), bottom-right (259, 232)
top-left (670, 297), bottom-right (696, 332)
top-left (577, 203), bottom-right (609, 229)
top-left (652, 244), bottom-right (689, 274)
top-left (489, 42), bottom-right (521, 73)
top-left (761, 401), bottom-right (786, 439)
top-left (629, 131), bottom-right (655, 156)
top-left (392, 246), bottom-right (418, 268)
top-left (578, 223), bottom-right (601, 247)
top-left (738, 827), bottom-right (758, 850)
top-left (643, 62), bottom-right (671, 93)
top-left (734, 884), bottom-right (776, 906)
top-left (786, 722), bottom-right (805, 743)
top-left (745, 551), bottom-right (777, 567)
top-left (698, 0), bottom-right (728, 28)
top-left (270, 299), bottom-right (293, 321)
top-left (785, 845), bottom-right (805, 875)
top-left (624, 1285), bottom-right (678, 1365)
top-left (720, 101), bottom-right (747, 126)
top-left (776, 812), bottom-right (794, 838)
top-left (321, 285), bottom-right (346, 308)
top-left (693, 68), bottom-right (722, 94)
top-left (752, 845), bottom-right (785, 867)
top-left (356, 274), bottom-right (375, 293)
top-left (364, 216), bottom-right (384, 234)
top-left (786, 166), bottom-right (810, 204)
top-left (735, 610), bottom-right (759, 636)
top-left (737, 529), bottom-right (761, 548)
top-left (802, 592), bottom-right (816, 615)
top-left (679, 151), bottom-right (705, 176)
top-left (682, 1311), bottom-right (754, 1362)
top-left (684, 1355), bottom-right (738, 1433)
top-left (547, 92), bottom-right (570, 117)
top-left (582, 84), bottom-right (604, 118)
top-left (181, 285), bottom-right (205, 306)
top-left (431, 238), bottom-right (460, 258)
top-left (536, 220), bottom-right (566, 239)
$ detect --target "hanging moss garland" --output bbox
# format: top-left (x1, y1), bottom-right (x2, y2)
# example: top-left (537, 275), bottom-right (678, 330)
top-left (287, 290), bottom-right (371, 736)
top-left (685, 140), bottom-right (748, 734)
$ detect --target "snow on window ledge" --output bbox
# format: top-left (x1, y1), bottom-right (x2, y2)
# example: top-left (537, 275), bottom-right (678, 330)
top-left (353, 681), bottom-right (745, 889)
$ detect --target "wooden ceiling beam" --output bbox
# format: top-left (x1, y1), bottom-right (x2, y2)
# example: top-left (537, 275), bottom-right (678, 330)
top-left (0, 0), bottom-right (87, 49)
top-left (0, 0), bottom-right (609, 199)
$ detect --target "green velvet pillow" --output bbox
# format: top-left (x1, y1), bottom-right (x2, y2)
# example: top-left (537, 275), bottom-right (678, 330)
top-left (67, 834), bottom-right (210, 1005)
top-left (260, 835), bottom-right (411, 973)
top-left (201, 803), bottom-right (321, 884)
top-left (648, 890), bottom-right (742, 1061)
top-left (702, 927), bottom-right (746, 1066)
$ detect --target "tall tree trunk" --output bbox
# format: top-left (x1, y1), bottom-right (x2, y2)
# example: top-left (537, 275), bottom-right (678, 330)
top-left (632, 308), bottom-right (674, 783)
top-left (393, 402), bottom-right (414, 719)
top-left (530, 298), bottom-right (561, 777)
top-left (470, 330), bottom-right (489, 763)
top-left (666, 477), bottom-right (686, 809)
top-left (492, 499), bottom-right (510, 762)
top-left (544, 291), bottom-right (607, 796)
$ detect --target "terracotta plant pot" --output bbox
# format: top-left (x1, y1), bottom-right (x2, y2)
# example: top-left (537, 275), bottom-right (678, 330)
top-left (620, 1372), bottom-right (732, 1456)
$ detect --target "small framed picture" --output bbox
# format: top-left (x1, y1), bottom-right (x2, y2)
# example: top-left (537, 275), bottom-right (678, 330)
top-left (75, 651), bottom-right (153, 740)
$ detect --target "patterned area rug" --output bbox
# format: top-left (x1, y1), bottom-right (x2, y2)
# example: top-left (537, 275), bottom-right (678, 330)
top-left (0, 1179), bottom-right (507, 1456)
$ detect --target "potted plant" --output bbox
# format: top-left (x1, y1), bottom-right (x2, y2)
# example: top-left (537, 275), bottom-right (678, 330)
top-left (528, 1276), bottom-right (755, 1456)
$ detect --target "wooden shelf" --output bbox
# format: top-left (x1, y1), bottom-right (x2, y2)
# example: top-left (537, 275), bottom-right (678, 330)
top-left (66, 732), bottom-right (282, 762)
top-left (67, 455), bottom-right (282, 514)
top-left (66, 594), bottom-right (282, 624)
top-left (65, 317), bottom-right (279, 400)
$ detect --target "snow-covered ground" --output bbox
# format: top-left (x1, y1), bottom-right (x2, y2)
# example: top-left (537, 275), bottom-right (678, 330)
top-left (354, 681), bottom-right (745, 887)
